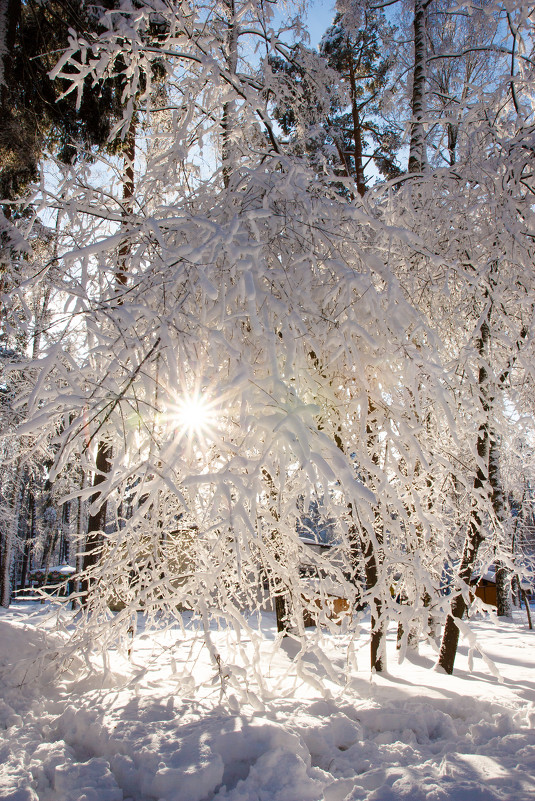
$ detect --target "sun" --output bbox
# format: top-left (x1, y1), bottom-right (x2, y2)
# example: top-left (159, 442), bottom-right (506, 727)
top-left (175, 393), bottom-right (213, 435)
top-left (166, 390), bottom-right (218, 445)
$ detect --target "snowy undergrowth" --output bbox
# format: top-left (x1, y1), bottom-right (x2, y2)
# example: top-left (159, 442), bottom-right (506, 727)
top-left (1, 604), bottom-right (534, 801)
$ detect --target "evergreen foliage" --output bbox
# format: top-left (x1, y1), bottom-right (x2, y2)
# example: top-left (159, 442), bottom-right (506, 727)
top-left (0, 0), bottom-right (124, 206)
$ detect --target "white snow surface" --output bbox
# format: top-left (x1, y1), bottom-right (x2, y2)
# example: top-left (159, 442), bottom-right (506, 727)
top-left (1, 604), bottom-right (534, 801)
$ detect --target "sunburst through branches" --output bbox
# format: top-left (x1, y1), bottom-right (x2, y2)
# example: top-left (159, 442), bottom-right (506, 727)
top-left (165, 389), bottom-right (219, 456)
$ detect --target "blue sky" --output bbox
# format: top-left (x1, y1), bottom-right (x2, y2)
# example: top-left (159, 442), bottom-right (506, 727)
top-left (306, 0), bottom-right (336, 47)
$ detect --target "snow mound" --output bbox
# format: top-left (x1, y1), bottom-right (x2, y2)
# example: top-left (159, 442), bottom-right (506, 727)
top-left (0, 617), bottom-right (68, 693)
top-left (51, 703), bottom-right (326, 801)
top-left (31, 741), bottom-right (122, 801)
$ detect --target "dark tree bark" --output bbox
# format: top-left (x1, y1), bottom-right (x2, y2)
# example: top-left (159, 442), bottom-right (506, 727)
top-left (520, 583), bottom-right (533, 630)
top-left (364, 536), bottom-right (386, 671)
top-left (0, 0), bottom-right (20, 136)
top-left (81, 442), bottom-right (111, 596)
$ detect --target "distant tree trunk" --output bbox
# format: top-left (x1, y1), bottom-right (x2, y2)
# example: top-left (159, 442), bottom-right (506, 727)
top-left (116, 118), bottom-right (135, 289)
top-left (262, 469), bottom-right (292, 635)
top-left (1, 463), bottom-right (23, 607)
top-left (81, 442), bottom-right (111, 596)
top-left (520, 583), bottom-right (533, 630)
top-left (72, 469), bottom-right (87, 609)
top-left (447, 122), bottom-right (457, 167)
top-left (40, 527), bottom-right (59, 601)
top-left (490, 442), bottom-right (512, 617)
top-left (408, 0), bottom-right (430, 173)
top-left (59, 500), bottom-right (71, 564)
top-left (19, 481), bottom-right (36, 590)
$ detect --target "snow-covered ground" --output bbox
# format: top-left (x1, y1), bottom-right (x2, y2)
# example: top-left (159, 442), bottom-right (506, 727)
top-left (1, 603), bottom-right (534, 801)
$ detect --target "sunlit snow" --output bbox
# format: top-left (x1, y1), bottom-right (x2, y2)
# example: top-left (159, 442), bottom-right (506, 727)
top-left (1, 603), bottom-right (533, 801)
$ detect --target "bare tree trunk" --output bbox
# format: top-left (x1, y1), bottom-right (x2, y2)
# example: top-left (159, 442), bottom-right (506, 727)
top-left (116, 119), bottom-right (135, 290)
top-left (82, 119), bottom-right (135, 604)
top-left (348, 60), bottom-right (366, 197)
top-left (495, 564), bottom-right (511, 618)
top-left (81, 442), bottom-right (111, 596)
top-left (364, 537), bottom-right (386, 671)
top-left (438, 314), bottom-right (491, 674)
top-left (365, 400), bottom-right (387, 672)
top-left (520, 585), bottom-right (533, 630)
top-left (447, 122), bottom-right (457, 167)
top-left (408, 0), bottom-right (430, 173)
top-left (40, 527), bottom-right (59, 601)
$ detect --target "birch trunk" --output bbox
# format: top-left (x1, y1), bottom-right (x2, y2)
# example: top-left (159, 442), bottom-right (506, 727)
top-left (408, 0), bottom-right (429, 173)
top-left (221, 0), bottom-right (238, 189)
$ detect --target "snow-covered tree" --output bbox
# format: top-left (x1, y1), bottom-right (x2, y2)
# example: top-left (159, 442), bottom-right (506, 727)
top-left (4, 0), bottom-right (535, 689)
